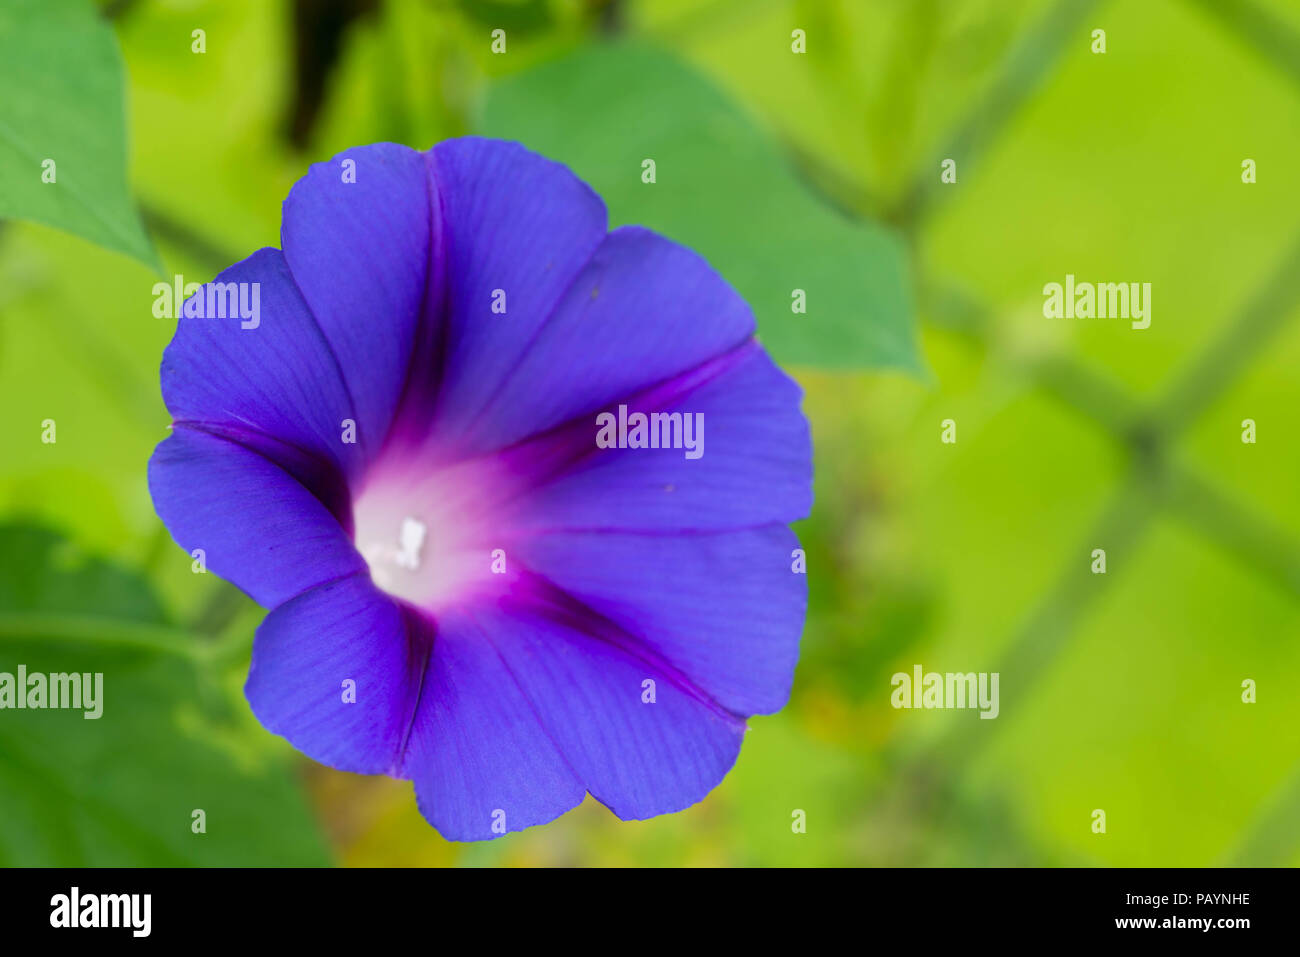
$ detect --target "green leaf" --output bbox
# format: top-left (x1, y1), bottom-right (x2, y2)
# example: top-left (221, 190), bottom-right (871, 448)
top-left (0, 0), bottom-right (160, 270)
top-left (481, 41), bottom-right (922, 372)
top-left (0, 524), bottom-right (329, 865)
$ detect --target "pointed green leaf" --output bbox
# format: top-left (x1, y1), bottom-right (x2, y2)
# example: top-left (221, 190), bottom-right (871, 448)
top-left (0, 0), bottom-right (159, 269)
top-left (482, 42), bottom-right (921, 372)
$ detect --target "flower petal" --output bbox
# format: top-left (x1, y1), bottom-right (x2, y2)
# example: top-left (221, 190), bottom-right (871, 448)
top-left (246, 574), bottom-right (421, 775)
top-left (459, 225), bottom-right (757, 454)
top-left (422, 138), bottom-right (607, 452)
top-left (160, 247), bottom-right (364, 477)
top-left (147, 427), bottom-right (366, 608)
top-left (504, 342), bottom-right (812, 532)
top-left (400, 606), bottom-right (585, 841)
top-left (406, 601), bottom-right (745, 830)
top-left (281, 142), bottom-right (433, 452)
top-left (511, 525), bottom-right (805, 716)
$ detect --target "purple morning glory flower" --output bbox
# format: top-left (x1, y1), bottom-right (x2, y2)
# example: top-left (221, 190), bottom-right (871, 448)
top-left (148, 138), bottom-right (812, 841)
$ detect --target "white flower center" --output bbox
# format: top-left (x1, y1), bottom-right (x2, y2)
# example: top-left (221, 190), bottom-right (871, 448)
top-left (352, 456), bottom-right (517, 610)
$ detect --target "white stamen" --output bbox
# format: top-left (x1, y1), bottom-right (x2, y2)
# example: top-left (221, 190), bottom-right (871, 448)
top-left (394, 516), bottom-right (427, 570)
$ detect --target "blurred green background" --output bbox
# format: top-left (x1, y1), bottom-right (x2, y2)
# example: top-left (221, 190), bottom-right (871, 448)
top-left (1, 0), bottom-right (1298, 866)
